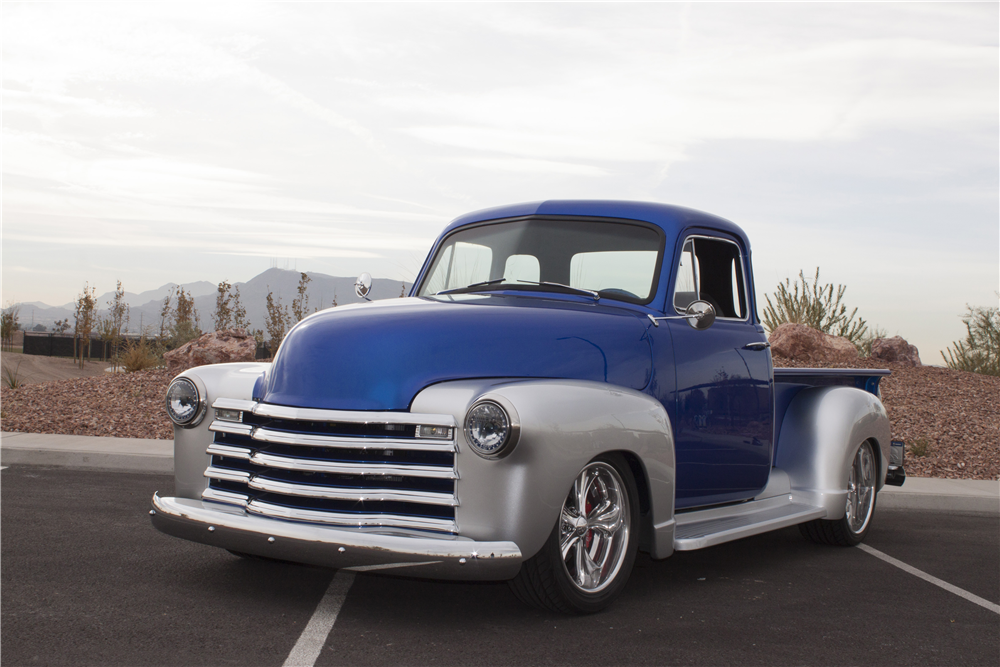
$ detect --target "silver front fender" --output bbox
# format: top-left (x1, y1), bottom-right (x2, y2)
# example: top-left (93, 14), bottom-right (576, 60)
top-left (411, 379), bottom-right (676, 561)
top-left (774, 386), bottom-right (891, 519)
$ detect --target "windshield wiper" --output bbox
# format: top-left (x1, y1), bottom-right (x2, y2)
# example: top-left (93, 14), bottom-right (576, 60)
top-left (436, 278), bottom-right (508, 296)
top-left (517, 280), bottom-right (600, 301)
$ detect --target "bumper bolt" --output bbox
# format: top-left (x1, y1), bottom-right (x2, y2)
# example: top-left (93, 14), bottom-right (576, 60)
top-left (268, 537), bottom-right (275, 543)
top-left (338, 547), bottom-right (346, 553)
top-left (149, 510), bottom-right (156, 516)
top-left (459, 558), bottom-right (467, 565)
top-left (208, 526), bottom-right (215, 532)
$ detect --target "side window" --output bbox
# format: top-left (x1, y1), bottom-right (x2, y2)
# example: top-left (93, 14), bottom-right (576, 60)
top-left (672, 237), bottom-right (747, 319)
top-left (673, 239), bottom-right (699, 311)
top-left (422, 241), bottom-right (493, 294)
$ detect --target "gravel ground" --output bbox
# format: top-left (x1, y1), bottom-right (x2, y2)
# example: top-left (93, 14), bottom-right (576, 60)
top-left (1, 358), bottom-right (997, 480)
top-left (1, 367), bottom-right (175, 440)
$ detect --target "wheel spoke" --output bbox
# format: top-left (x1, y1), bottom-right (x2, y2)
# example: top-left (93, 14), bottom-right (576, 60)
top-left (561, 533), bottom-right (580, 562)
top-left (581, 543), bottom-right (602, 588)
top-left (589, 504), bottom-right (622, 536)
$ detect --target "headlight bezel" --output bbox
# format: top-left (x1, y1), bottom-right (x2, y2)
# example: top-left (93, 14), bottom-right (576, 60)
top-left (464, 396), bottom-right (520, 459)
top-left (165, 377), bottom-right (208, 428)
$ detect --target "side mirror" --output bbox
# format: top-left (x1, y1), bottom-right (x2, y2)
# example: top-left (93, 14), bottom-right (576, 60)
top-left (646, 299), bottom-right (717, 329)
top-left (685, 300), bottom-right (716, 330)
top-left (355, 272), bottom-right (372, 300)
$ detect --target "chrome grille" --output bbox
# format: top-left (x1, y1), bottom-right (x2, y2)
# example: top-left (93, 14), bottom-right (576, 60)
top-left (202, 399), bottom-right (458, 534)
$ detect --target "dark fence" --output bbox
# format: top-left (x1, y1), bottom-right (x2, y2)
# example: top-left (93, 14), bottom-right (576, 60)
top-left (25, 332), bottom-right (275, 361)
top-left (23, 333), bottom-right (122, 359)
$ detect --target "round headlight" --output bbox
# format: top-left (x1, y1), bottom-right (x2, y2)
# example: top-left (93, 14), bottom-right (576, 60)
top-left (465, 399), bottom-right (519, 458)
top-left (165, 378), bottom-right (205, 427)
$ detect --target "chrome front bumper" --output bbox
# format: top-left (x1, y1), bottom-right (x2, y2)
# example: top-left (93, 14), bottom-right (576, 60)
top-left (150, 494), bottom-right (523, 581)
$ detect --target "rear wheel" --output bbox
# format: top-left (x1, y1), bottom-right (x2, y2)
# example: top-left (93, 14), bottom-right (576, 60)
top-left (799, 440), bottom-right (878, 546)
top-left (509, 454), bottom-right (640, 614)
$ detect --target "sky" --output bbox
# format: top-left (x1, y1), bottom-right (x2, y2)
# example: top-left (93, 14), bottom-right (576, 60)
top-left (2, 1), bottom-right (997, 363)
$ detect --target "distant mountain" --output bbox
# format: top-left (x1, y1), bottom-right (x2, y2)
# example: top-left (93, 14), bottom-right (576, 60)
top-left (62, 280), bottom-right (217, 310)
top-left (15, 269), bottom-right (412, 334)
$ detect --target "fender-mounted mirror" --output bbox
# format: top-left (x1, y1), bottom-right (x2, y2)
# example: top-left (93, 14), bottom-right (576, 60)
top-left (355, 272), bottom-right (372, 301)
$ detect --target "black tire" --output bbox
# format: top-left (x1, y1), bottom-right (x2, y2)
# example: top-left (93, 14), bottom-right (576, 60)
top-left (799, 440), bottom-right (878, 547)
top-left (509, 453), bottom-right (640, 614)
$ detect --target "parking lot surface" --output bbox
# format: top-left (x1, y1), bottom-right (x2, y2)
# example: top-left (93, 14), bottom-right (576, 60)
top-left (2, 466), bottom-right (997, 666)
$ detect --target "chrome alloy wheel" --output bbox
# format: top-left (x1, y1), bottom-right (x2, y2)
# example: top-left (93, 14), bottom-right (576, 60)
top-left (845, 441), bottom-right (876, 534)
top-left (558, 462), bottom-right (631, 593)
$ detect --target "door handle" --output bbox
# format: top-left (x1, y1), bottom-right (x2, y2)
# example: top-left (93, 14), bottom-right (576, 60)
top-left (743, 342), bottom-right (770, 350)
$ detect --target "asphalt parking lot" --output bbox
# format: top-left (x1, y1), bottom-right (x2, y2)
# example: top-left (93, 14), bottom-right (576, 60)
top-left (2, 466), bottom-right (997, 667)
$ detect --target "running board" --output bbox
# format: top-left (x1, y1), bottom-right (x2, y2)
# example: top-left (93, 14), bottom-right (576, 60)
top-left (674, 497), bottom-right (826, 551)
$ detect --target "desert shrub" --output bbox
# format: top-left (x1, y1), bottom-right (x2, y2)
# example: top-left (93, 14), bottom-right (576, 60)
top-left (942, 304), bottom-right (1000, 376)
top-left (762, 268), bottom-right (869, 346)
top-left (121, 338), bottom-right (160, 373)
top-left (909, 437), bottom-right (931, 458)
top-left (2, 359), bottom-right (26, 389)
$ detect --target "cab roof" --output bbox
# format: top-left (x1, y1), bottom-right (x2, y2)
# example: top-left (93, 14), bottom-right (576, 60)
top-left (442, 200), bottom-right (750, 249)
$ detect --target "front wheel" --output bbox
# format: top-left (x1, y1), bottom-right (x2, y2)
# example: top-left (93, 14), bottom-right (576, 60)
top-left (799, 439), bottom-right (878, 546)
top-left (509, 454), bottom-right (640, 614)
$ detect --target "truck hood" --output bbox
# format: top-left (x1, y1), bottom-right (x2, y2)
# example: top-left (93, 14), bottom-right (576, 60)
top-left (262, 295), bottom-right (652, 411)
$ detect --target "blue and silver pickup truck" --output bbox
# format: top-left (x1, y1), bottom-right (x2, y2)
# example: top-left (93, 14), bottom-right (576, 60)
top-left (151, 200), bottom-right (906, 613)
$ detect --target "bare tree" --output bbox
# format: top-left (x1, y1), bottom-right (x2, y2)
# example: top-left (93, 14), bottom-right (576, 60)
top-left (171, 287), bottom-right (201, 346)
top-left (214, 280), bottom-right (234, 331)
top-left (264, 287), bottom-right (290, 353)
top-left (159, 289), bottom-right (174, 342)
top-left (73, 284), bottom-right (96, 369)
top-left (232, 285), bottom-right (251, 332)
top-left (108, 280), bottom-right (130, 361)
top-left (291, 272), bottom-right (312, 322)
top-left (1, 302), bottom-right (20, 351)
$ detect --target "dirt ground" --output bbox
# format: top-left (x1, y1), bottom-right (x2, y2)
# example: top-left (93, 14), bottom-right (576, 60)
top-left (1, 352), bottom-right (111, 385)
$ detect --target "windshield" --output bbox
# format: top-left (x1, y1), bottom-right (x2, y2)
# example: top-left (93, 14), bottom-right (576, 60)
top-left (417, 218), bottom-right (664, 304)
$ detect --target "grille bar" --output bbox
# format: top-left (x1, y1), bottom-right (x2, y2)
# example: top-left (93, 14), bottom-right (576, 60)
top-left (247, 477), bottom-right (459, 506)
top-left (203, 487), bottom-right (249, 506)
top-left (205, 466), bottom-right (250, 484)
top-left (248, 451), bottom-right (458, 479)
top-left (252, 427), bottom-right (455, 452)
top-left (210, 422), bottom-right (253, 436)
top-left (251, 402), bottom-right (455, 427)
top-left (206, 443), bottom-right (252, 459)
top-left (247, 499), bottom-right (459, 532)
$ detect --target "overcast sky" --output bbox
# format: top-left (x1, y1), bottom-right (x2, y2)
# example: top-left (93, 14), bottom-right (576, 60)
top-left (2, 2), bottom-right (997, 362)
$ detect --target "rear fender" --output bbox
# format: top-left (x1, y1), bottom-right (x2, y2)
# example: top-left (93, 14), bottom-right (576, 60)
top-left (411, 379), bottom-right (676, 560)
top-left (774, 386), bottom-right (890, 519)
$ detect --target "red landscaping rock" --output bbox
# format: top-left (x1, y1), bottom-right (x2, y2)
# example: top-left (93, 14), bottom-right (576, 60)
top-left (163, 329), bottom-right (256, 372)
top-left (768, 323), bottom-right (858, 364)
top-left (870, 336), bottom-right (921, 367)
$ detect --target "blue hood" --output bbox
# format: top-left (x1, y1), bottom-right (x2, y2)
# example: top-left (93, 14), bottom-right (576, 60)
top-left (262, 296), bottom-right (652, 411)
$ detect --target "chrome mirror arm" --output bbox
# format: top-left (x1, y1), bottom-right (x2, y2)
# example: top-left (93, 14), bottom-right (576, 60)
top-left (647, 300), bottom-right (717, 330)
top-left (647, 313), bottom-right (704, 327)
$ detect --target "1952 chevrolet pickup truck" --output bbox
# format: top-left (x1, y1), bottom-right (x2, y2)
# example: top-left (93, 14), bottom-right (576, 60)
top-left (151, 200), bottom-right (906, 613)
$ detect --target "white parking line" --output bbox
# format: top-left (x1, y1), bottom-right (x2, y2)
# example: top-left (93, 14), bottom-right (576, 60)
top-left (859, 544), bottom-right (1000, 615)
top-left (282, 571), bottom-right (356, 667)
top-left (0, 466), bottom-right (8, 471)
